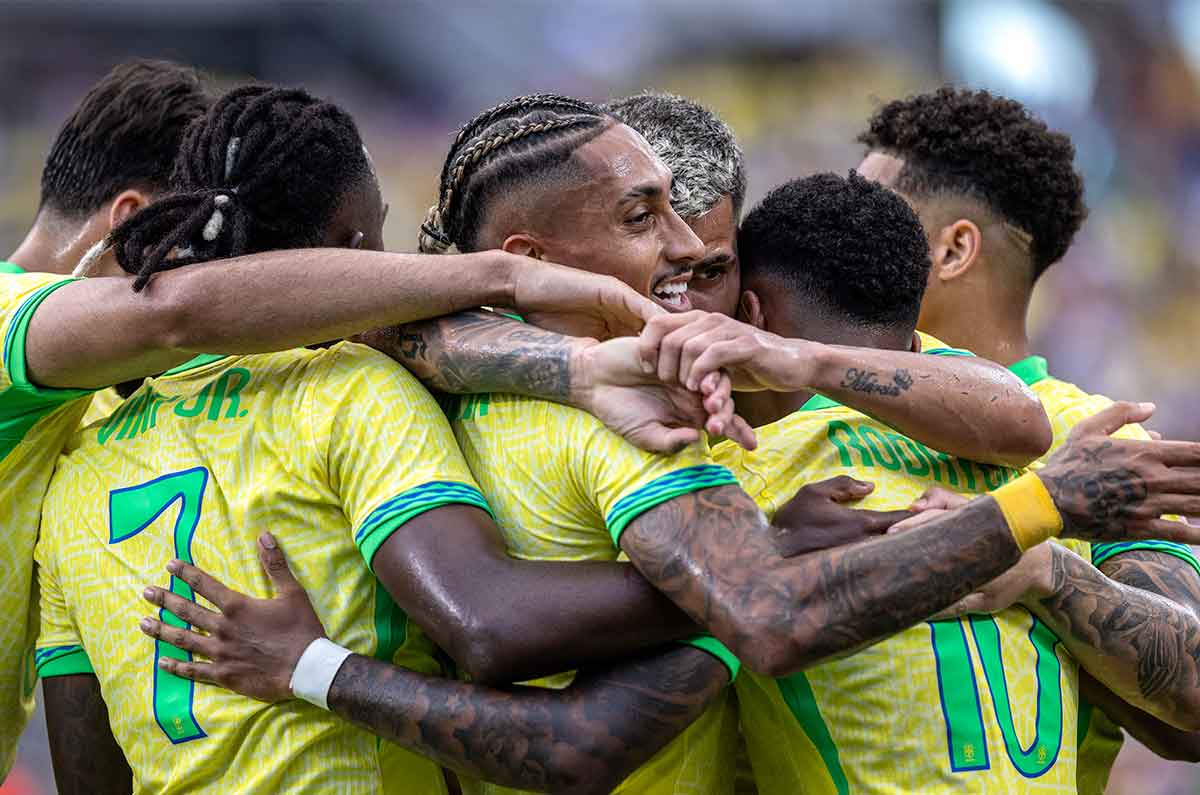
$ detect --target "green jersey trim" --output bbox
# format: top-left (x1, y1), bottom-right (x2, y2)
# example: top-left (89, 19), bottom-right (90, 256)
top-left (1008, 356), bottom-right (1050, 387)
top-left (923, 346), bottom-right (975, 357)
top-left (799, 394), bottom-right (841, 412)
top-left (0, 261), bottom-right (25, 274)
top-left (35, 645), bottom-right (95, 678)
top-left (162, 354), bottom-right (228, 376)
top-left (776, 673), bottom-right (850, 794)
top-left (606, 464), bottom-right (739, 547)
top-left (0, 278), bottom-right (94, 460)
top-left (356, 481), bottom-right (494, 572)
top-left (679, 635), bottom-right (740, 681)
top-left (1092, 540), bottom-right (1200, 577)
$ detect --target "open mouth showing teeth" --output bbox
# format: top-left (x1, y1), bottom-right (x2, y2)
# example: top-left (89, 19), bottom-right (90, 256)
top-left (652, 280), bottom-right (690, 311)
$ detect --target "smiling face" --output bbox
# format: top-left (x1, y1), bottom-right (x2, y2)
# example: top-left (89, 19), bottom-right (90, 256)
top-left (684, 195), bottom-right (740, 316)
top-left (522, 123), bottom-right (706, 312)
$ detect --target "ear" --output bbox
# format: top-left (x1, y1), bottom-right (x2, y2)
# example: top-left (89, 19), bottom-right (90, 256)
top-left (107, 189), bottom-right (154, 231)
top-left (929, 219), bottom-right (982, 283)
top-left (737, 289), bottom-right (766, 329)
top-left (500, 234), bottom-right (542, 259)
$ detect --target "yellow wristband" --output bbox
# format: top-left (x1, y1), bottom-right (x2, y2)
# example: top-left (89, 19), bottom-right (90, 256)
top-left (991, 472), bottom-right (1063, 552)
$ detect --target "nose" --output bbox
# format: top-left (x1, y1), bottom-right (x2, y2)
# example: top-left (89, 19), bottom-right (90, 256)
top-left (661, 205), bottom-right (705, 268)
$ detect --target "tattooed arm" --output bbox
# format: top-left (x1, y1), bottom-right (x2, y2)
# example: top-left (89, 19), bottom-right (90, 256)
top-left (42, 675), bottom-right (132, 795)
top-left (139, 540), bottom-right (727, 795)
top-left (329, 646), bottom-right (727, 795)
top-left (1020, 545), bottom-right (1200, 730)
top-left (636, 311), bottom-right (1051, 467)
top-left (1080, 669), bottom-right (1200, 762)
top-left (620, 403), bottom-right (1200, 676)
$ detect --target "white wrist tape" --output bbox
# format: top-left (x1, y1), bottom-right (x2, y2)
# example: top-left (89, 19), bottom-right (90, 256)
top-left (290, 638), bottom-right (353, 710)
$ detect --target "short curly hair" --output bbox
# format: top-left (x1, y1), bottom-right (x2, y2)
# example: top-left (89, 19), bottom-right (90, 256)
top-left (858, 86), bottom-right (1086, 280)
top-left (604, 91), bottom-right (746, 220)
top-left (739, 171), bottom-right (931, 330)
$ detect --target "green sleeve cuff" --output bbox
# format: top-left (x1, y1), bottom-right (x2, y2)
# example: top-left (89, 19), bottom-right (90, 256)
top-left (607, 464), bottom-right (739, 547)
top-left (923, 347), bottom-right (975, 357)
top-left (3, 277), bottom-right (92, 398)
top-left (680, 635), bottom-right (740, 681)
top-left (35, 645), bottom-right (94, 678)
top-left (355, 481), bottom-right (494, 572)
top-left (1092, 540), bottom-right (1200, 578)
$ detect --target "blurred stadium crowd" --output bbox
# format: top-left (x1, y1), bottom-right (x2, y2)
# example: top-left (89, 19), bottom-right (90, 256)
top-left (1, 1), bottom-right (1199, 792)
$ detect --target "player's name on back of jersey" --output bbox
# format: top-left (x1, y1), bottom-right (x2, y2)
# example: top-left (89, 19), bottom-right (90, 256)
top-left (828, 419), bottom-right (1019, 489)
top-left (96, 367), bottom-right (250, 445)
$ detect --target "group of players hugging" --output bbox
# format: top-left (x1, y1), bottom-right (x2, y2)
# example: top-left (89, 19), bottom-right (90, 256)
top-left (4, 58), bottom-right (1200, 795)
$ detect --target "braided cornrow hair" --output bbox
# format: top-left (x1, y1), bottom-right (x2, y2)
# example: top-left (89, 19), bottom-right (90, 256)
top-left (419, 94), bottom-right (613, 254)
top-left (104, 84), bottom-right (371, 291)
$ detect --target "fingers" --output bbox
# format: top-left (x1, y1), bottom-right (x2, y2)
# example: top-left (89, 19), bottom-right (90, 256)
top-left (138, 616), bottom-right (218, 659)
top-left (156, 656), bottom-right (220, 686)
top-left (142, 586), bottom-right (222, 633)
top-left (630, 424), bottom-right (701, 455)
top-left (856, 509), bottom-right (917, 534)
top-left (257, 534), bottom-right (303, 597)
top-left (1070, 401), bottom-right (1155, 438)
top-left (888, 508), bottom-right (952, 534)
top-left (689, 340), bottom-right (755, 392)
top-left (910, 486), bottom-right (969, 512)
top-left (1148, 441), bottom-right (1200, 467)
top-left (1122, 517), bottom-right (1200, 544)
top-left (166, 559), bottom-right (235, 611)
top-left (812, 475), bottom-right (876, 503)
top-left (637, 312), bottom-right (707, 375)
top-left (720, 414), bottom-right (758, 452)
top-left (1148, 430), bottom-right (1163, 441)
top-left (701, 373), bottom-right (731, 418)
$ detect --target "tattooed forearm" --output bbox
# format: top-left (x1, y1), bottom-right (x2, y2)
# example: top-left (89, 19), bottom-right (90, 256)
top-left (360, 311), bottom-right (575, 401)
top-left (1102, 549), bottom-right (1200, 616)
top-left (838, 368), bottom-right (913, 397)
top-left (328, 646), bottom-right (727, 795)
top-left (1027, 545), bottom-right (1200, 730)
top-left (621, 485), bottom-right (1022, 677)
top-left (43, 675), bottom-right (132, 795)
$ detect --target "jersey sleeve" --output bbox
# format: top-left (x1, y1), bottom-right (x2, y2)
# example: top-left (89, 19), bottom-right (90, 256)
top-left (32, 536), bottom-right (94, 678)
top-left (307, 343), bottom-right (493, 571)
top-left (680, 635), bottom-right (740, 682)
top-left (569, 416), bottom-right (739, 547)
top-left (1048, 393), bottom-right (1200, 574)
top-left (0, 274), bottom-right (94, 446)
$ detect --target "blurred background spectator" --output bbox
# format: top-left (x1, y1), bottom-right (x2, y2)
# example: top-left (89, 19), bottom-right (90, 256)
top-left (2, 1), bottom-right (1197, 792)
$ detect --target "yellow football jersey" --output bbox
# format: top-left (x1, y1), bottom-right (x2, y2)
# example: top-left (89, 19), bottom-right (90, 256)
top-left (1009, 355), bottom-right (1200, 795)
top-left (0, 269), bottom-right (95, 777)
top-left (81, 385), bottom-right (124, 426)
top-left (714, 389), bottom-right (1089, 795)
top-left (452, 392), bottom-right (741, 795)
top-left (36, 342), bottom-right (492, 795)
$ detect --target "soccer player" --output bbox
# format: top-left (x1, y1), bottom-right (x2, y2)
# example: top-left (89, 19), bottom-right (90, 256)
top-left (856, 86), bottom-right (1200, 794)
top-left (142, 101), bottom-right (1200, 795)
top-left (0, 61), bottom-right (680, 784)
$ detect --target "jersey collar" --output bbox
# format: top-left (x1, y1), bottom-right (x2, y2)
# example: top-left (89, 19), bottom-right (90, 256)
top-left (0, 261), bottom-right (25, 274)
top-left (799, 393), bottom-right (841, 412)
top-left (162, 354), bottom-right (227, 376)
top-left (1008, 355), bottom-right (1050, 387)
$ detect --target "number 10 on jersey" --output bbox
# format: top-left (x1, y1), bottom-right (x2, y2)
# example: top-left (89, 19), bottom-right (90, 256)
top-left (109, 467), bottom-right (210, 744)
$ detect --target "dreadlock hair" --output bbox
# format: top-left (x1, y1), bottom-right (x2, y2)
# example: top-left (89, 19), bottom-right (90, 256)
top-left (858, 86), bottom-right (1086, 281)
top-left (604, 91), bottom-right (746, 221)
top-left (102, 85), bottom-right (371, 291)
top-left (39, 59), bottom-right (209, 218)
top-left (419, 93), bottom-right (614, 254)
top-left (739, 171), bottom-right (932, 332)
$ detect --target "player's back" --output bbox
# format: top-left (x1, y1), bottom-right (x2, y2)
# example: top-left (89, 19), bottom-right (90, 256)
top-left (714, 396), bottom-right (1086, 795)
top-left (0, 269), bottom-right (96, 775)
top-left (36, 342), bottom-right (459, 795)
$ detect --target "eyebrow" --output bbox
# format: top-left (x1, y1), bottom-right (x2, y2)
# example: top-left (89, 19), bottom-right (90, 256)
top-left (622, 183), bottom-right (664, 201)
top-left (696, 252), bottom-right (734, 268)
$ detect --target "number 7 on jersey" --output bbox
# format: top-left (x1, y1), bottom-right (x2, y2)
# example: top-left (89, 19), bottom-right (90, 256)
top-left (109, 466), bottom-right (210, 744)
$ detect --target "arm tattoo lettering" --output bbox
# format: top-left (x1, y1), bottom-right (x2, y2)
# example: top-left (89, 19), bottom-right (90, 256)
top-left (328, 646), bottom-right (727, 795)
top-left (839, 367), bottom-right (913, 398)
top-left (362, 311), bottom-right (573, 401)
top-left (43, 674), bottom-right (132, 795)
top-left (621, 485), bottom-right (1021, 674)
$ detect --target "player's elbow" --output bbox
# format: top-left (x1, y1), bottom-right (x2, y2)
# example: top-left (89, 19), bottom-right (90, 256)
top-left (1151, 730), bottom-right (1200, 762)
top-left (452, 619), bottom-right (526, 686)
top-left (723, 621), bottom-right (811, 678)
top-left (981, 387), bottom-right (1052, 468)
top-left (1168, 694), bottom-right (1200, 734)
top-left (549, 745), bottom-right (635, 795)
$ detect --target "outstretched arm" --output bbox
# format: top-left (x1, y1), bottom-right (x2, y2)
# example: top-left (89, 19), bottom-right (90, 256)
top-left (1021, 546), bottom-right (1200, 731)
top-left (139, 537), bottom-right (728, 795)
top-left (27, 250), bottom-right (659, 389)
top-left (1080, 670), bottom-right (1200, 762)
top-left (637, 311), bottom-right (1051, 467)
top-left (42, 674), bottom-right (132, 795)
top-left (619, 403), bottom-right (1200, 677)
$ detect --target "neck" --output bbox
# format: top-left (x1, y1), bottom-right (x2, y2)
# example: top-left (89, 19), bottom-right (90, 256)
top-left (9, 212), bottom-right (97, 275)
top-left (924, 281), bottom-right (1034, 367)
top-left (737, 390), bottom-right (815, 429)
